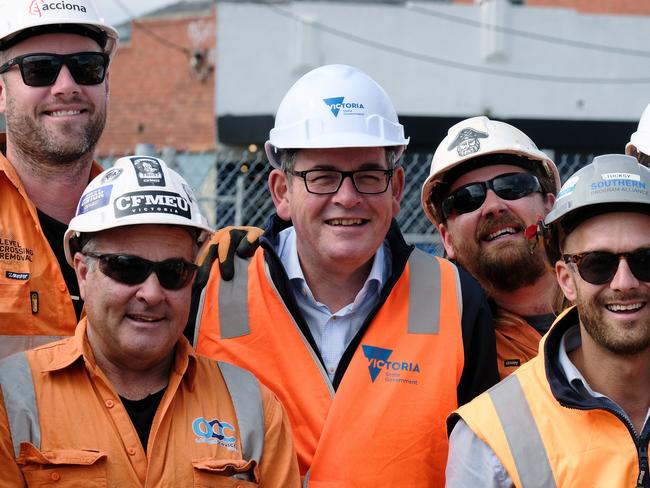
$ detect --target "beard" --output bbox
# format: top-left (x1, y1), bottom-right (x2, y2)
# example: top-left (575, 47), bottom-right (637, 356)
top-left (5, 93), bottom-right (106, 167)
top-left (576, 288), bottom-right (650, 356)
top-left (451, 213), bottom-right (548, 294)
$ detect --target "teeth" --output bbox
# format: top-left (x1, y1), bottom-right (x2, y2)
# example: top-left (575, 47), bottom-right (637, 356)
top-left (606, 303), bottom-right (644, 312)
top-left (486, 227), bottom-right (517, 241)
top-left (328, 218), bottom-right (364, 226)
top-left (129, 315), bottom-right (160, 322)
top-left (50, 110), bottom-right (81, 117)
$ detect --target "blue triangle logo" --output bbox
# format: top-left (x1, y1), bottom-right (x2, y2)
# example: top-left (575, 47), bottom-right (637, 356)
top-left (323, 96), bottom-right (345, 117)
top-left (362, 344), bottom-right (393, 382)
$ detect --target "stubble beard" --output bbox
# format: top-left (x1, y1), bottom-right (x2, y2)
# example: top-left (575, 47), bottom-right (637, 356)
top-left (576, 289), bottom-right (650, 356)
top-left (5, 94), bottom-right (106, 172)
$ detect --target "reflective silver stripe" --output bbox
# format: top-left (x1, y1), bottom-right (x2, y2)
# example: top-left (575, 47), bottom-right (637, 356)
top-left (489, 375), bottom-right (556, 488)
top-left (0, 335), bottom-right (64, 360)
top-left (218, 361), bottom-right (264, 465)
top-left (218, 256), bottom-right (251, 339)
top-left (303, 468), bottom-right (310, 487)
top-left (0, 353), bottom-right (40, 458)
top-left (407, 249), bottom-right (442, 334)
top-left (193, 284), bottom-right (208, 347)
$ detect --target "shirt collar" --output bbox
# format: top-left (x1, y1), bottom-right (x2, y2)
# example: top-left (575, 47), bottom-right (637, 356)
top-left (278, 226), bottom-right (386, 302)
top-left (40, 317), bottom-right (198, 388)
top-left (558, 324), bottom-right (605, 399)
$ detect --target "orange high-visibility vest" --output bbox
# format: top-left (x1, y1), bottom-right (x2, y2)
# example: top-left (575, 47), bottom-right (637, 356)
top-left (494, 307), bottom-right (542, 379)
top-left (0, 146), bottom-right (102, 359)
top-left (453, 308), bottom-right (648, 488)
top-left (195, 247), bottom-right (465, 487)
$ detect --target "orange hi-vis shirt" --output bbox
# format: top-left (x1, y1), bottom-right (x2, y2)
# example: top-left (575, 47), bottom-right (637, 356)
top-left (195, 248), bottom-right (466, 487)
top-left (0, 141), bottom-right (103, 359)
top-left (0, 319), bottom-right (301, 487)
top-left (493, 307), bottom-right (543, 379)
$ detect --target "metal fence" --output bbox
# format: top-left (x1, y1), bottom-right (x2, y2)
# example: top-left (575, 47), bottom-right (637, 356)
top-left (100, 149), bottom-right (594, 255)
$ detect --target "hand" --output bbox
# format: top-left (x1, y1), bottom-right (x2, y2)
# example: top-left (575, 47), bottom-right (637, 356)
top-left (200, 226), bottom-right (263, 281)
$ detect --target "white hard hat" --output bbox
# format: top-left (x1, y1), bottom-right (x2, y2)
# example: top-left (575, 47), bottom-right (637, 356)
top-left (542, 154), bottom-right (650, 264)
top-left (421, 116), bottom-right (560, 225)
top-left (626, 103), bottom-right (650, 157)
top-left (265, 64), bottom-right (409, 168)
top-left (64, 156), bottom-right (213, 266)
top-left (0, 0), bottom-right (119, 59)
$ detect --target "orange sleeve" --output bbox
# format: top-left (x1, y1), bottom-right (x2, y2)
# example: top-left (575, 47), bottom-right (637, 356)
top-left (0, 387), bottom-right (27, 487)
top-left (257, 384), bottom-right (301, 488)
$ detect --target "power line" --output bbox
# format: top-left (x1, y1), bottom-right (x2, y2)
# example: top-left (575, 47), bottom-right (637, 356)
top-left (110, 0), bottom-right (191, 55)
top-left (264, 3), bottom-right (650, 85)
top-left (407, 3), bottom-right (650, 59)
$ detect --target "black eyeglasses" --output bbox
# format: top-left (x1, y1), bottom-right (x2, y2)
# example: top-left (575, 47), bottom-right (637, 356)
top-left (287, 168), bottom-right (394, 195)
top-left (0, 52), bottom-right (109, 87)
top-left (563, 248), bottom-right (650, 285)
top-left (441, 172), bottom-right (543, 219)
top-left (84, 252), bottom-right (198, 290)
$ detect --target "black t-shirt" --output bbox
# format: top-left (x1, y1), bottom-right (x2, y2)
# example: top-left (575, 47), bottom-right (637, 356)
top-left (37, 209), bottom-right (83, 320)
top-left (120, 388), bottom-right (166, 453)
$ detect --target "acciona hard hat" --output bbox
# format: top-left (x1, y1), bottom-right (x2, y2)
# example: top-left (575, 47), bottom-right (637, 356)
top-left (420, 116), bottom-right (560, 225)
top-left (625, 103), bottom-right (650, 157)
top-left (265, 64), bottom-right (409, 168)
top-left (542, 154), bottom-right (650, 264)
top-left (63, 156), bottom-right (213, 266)
top-left (0, 0), bottom-right (119, 58)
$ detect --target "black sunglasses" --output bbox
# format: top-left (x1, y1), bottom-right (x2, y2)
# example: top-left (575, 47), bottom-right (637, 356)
top-left (0, 52), bottom-right (109, 87)
top-left (441, 172), bottom-right (543, 219)
top-left (84, 252), bottom-right (198, 290)
top-left (563, 248), bottom-right (650, 285)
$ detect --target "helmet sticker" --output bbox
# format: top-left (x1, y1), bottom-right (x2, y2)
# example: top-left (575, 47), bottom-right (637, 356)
top-left (322, 96), bottom-right (365, 118)
top-left (447, 128), bottom-right (489, 157)
top-left (602, 172), bottom-right (641, 182)
top-left (78, 185), bottom-right (112, 215)
top-left (556, 175), bottom-right (579, 200)
top-left (114, 191), bottom-right (191, 219)
top-left (130, 157), bottom-right (166, 187)
top-left (591, 173), bottom-right (647, 196)
top-left (101, 167), bottom-right (123, 184)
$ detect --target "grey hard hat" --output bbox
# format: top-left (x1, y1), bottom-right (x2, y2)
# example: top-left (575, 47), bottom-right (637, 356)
top-left (545, 154), bottom-right (650, 230)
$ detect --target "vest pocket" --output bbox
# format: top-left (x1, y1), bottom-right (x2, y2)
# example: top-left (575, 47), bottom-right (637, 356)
top-left (17, 443), bottom-right (107, 487)
top-left (192, 457), bottom-right (259, 487)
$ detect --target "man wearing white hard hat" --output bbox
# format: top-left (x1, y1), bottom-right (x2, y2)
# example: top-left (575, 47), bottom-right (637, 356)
top-left (0, 0), bottom-right (118, 359)
top-left (446, 155), bottom-right (650, 487)
top-left (0, 156), bottom-right (301, 486)
top-left (626, 103), bottom-right (650, 168)
top-left (421, 116), bottom-right (561, 379)
top-left (188, 64), bottom-right (499, 486)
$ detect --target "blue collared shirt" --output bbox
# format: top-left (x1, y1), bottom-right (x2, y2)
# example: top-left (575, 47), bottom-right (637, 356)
top-left (275, 227), bottom-right (389, 382)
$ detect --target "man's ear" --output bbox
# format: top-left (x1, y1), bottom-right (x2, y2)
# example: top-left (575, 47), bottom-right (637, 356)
top-left (268, 169), bottom-right (292, 221)
top-left (555, 259), bottom-right (578, 302)
top-left (0, 76), bottom-right (7, 114)
top-left (544, 192), bottom-right (556, 214)
top-left (74, 253), bottom-right (90, 301)
top-left (438, 222), bottom-right (456, 260)
top-left (390, 166), bottom-right (405, 217)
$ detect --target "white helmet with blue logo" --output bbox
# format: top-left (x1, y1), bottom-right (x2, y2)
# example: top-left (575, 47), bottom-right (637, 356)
top-left (543, 154), bottom-right (650, 263)
top-left (626, 103), bottom-right (650, 159)
top-left (63, 155), bottom-right (212, 266)
top-left (265, 64), bottom-right (409, 168)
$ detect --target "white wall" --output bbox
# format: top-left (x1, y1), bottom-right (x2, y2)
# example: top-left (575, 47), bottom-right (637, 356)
top-left (216, 0), bottom-right (650, 122)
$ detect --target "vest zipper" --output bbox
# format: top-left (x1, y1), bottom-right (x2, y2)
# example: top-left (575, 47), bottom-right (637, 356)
top-left (637, 444), bottom-right (648, 488)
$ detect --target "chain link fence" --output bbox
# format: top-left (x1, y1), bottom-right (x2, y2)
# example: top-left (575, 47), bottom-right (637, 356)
top-left (100, 149), bottom-right (594, 255)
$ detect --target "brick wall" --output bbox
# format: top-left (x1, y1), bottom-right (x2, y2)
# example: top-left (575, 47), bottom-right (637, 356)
top-left (96, 7), bottom-right (217, 157)
top-left (454, 0), bottom-right (650, 14)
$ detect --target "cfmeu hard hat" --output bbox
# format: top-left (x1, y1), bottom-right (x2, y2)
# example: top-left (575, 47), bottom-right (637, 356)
top-left (265, 64), bottom-right (409, 168)
top-left (421, 116), bottom-right (560, 226)
top-left (542, 154), bottom-right (650, 264)
top-left (0, 0), bottom-right (119, 58)
top-left (626, 103), bottom-right (650, 158)
top-left (64, 155), bottom-right (212, 266)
